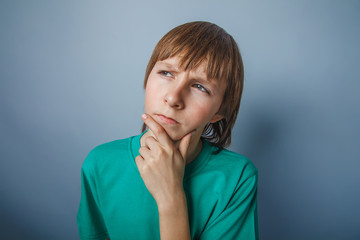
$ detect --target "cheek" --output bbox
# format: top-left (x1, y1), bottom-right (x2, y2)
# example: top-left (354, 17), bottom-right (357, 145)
top-left (188, 103), bottom-right (217, 125)
top-left (145, 83), bottom-right (161, 110)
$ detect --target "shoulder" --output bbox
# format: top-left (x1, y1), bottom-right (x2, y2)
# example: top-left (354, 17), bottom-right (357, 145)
top-left (81, 136), bottom-right (133, 172)
top-left (207, 145), bottom-right (258, 181)
top-left (91, 137), bottom-right (130, 156)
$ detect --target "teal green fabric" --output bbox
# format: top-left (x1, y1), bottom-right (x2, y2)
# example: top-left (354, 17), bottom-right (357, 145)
top-left (77, 133), bottom-right (258, 240)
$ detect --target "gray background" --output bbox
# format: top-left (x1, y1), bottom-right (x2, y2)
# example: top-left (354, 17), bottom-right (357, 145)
top-left (1, 0), bottom-right (359, 239)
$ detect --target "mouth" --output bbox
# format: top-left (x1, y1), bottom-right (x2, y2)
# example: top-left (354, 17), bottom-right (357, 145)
top-left (155, 114), bottom-right (179, 125)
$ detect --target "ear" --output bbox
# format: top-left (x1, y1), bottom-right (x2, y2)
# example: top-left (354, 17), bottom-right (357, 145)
top-left (209, 113), bottom-right (224, 123)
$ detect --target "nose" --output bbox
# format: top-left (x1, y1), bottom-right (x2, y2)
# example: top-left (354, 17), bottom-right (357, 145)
top-left (164, 81), bottom-right (185, 109)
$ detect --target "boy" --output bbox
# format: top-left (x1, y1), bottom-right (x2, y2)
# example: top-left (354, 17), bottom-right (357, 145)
top-left (77, 21), bottom-right (258, 240)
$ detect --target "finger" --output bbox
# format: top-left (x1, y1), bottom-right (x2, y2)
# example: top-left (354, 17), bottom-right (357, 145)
top-left (143, 135), bottom-right (158, 150)
top-left (142, 113), bottom-right (172, 146)
top-left (135, 155), bottom-right (144, 169)
top-left (178, 131), bottom-right (193, 160)
top-left (139, 146), bottom-right (151, 160)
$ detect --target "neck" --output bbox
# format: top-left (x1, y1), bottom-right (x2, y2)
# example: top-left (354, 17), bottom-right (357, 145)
top-left (185, 137), bottom-right (202, 165)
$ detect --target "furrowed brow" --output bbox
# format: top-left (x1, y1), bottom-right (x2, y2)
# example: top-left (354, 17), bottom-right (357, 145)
top-left (156, 62), bottom-right (181, 72)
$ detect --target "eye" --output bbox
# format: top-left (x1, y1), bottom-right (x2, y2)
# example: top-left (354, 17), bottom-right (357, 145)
top-left (159, 71), bottom-right (173, 77)
top-left (193, 84), bottom-right (209, 94)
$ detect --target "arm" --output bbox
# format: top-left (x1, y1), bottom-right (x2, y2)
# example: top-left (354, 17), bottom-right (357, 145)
top-left (158, 191), bottom-right (191, 240)
top-left (77, 149), bottom-right (110, 240)
top-left (135, 114), bottom-right (192, 240)
top-left (200, 171), bottom-right (258, 239)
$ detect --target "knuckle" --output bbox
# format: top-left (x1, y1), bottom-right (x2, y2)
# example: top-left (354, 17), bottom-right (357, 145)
top-left (139, 146), bottom-right (146, 154)
top-left (145, 137), bottom-right (153, 146)
top-left (142, 164), bottom-right (150, 173)
top-left (160, 147), bottom-right (171, 158)
top-left (158, 148), bottom-right (165, 156)
top-left (135, 155), bottom-right (142, 164)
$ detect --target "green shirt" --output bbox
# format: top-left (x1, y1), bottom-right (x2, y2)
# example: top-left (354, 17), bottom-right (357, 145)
top-left (77, 133), bottom-right (258, 240)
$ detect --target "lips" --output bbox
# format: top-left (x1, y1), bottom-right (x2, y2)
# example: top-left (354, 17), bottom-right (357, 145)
top-left (155, 114), bottom-right (179, 125)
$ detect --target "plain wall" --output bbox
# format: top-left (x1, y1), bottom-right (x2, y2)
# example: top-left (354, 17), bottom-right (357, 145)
top-left (1, 0), bottom-right (359, 239)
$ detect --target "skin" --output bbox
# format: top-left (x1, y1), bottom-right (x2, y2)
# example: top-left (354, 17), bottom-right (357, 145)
top-left (135, 56), bottom-right (226, 239)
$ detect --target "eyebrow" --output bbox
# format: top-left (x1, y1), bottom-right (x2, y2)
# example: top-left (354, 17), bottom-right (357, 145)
top-left (156, 62), bottom-right (181, 72)
top-left (156, 60), bottom-right (220, 90)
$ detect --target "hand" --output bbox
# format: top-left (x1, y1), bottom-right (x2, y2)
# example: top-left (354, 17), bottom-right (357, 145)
top-left (135, 113), bottom-right (192, 208)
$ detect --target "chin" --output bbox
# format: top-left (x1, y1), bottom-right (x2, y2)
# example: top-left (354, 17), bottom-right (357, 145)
top-left (161, 127), bottom-right (188, 141)
top-left (166, 131), bottom-right (183, 142)
top-left (167, 128), bottom-right (200, 142)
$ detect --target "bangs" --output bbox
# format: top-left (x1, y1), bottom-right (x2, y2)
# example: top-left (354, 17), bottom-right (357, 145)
top-left (154, 22), bottom-right (238, 83)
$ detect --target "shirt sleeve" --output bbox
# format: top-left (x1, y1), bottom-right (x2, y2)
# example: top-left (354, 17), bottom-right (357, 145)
top-left (199, 170), bottom-right (259, 240)
top-left (77, 150), bottom-right (110, 240)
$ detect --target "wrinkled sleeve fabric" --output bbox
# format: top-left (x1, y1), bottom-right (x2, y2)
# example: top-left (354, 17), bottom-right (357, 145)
top-left (200, 170), bottom-right (259, 240)
top-left (77, 149), bottom-right (110, 240)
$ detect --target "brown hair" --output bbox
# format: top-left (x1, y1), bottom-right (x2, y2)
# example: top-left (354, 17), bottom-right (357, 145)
top-left (142, 21), bottom-right (244, 151)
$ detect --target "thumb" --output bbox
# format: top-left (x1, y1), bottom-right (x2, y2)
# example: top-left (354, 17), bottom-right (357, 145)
top-left (178, 131), bottom-right (193, 160)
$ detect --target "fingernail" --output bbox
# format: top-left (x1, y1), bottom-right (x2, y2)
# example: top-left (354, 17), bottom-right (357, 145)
top-left (142, 114), bottom-right (147, 119)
